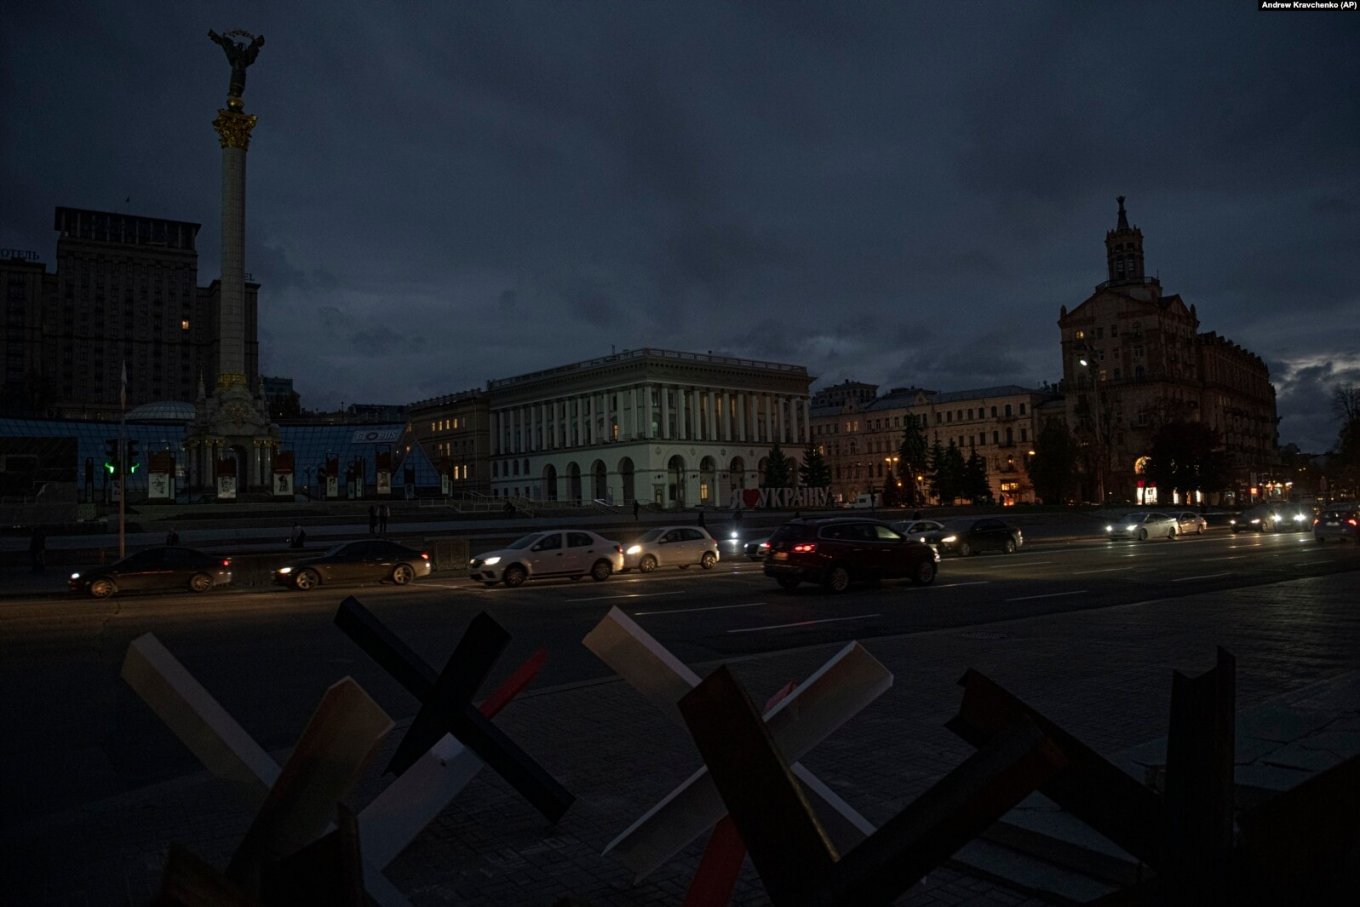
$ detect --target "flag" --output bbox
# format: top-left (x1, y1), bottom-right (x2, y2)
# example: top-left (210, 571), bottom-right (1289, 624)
top-left (121, 360), bottom-right (127, 409)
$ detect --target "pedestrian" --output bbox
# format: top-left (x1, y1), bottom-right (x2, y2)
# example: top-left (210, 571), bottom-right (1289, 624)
top-left (290, 523), bottom-right (306, 549)
top-left (697, 511), bottom-right (706, 527)
top-left (29, 526), bottom-right (46, 574)
top-left (633, 499), bottom-right (640, 520)
top-left (369, 504), bottom-right (378, 535)
top-left (379, 503), bottom-right (389, 534)
top-left (166, 527), bottom-right (180, 546)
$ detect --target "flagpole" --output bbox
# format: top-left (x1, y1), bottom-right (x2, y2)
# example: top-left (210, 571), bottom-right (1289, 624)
top-left (119, 360), bottom-right (127, 558)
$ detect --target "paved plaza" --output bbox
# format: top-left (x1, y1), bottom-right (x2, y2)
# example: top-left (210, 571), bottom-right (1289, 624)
top-left (3, 568), bottom-right (1358, 905)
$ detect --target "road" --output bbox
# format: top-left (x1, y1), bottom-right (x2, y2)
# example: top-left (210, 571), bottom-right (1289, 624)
top-left (2, 527), bottom-right (1356, 828)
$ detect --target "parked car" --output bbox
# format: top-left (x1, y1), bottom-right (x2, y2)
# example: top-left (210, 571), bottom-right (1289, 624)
top-left (274, 539), bottom-right (432, 591)
top-left (1229, 502), bottom-right (1314, 533)
top-left (70, 546), bottom-right (232, 599)
top-left (1173, 511), bottom-right (1208, 535)
top-left (763, 517), bottom-right (939, 592)
top-left (624, 526), bottom-right (720, 572)
top-left (923, 518), bottom-right (1023, 556)
top-left (469, 529), bottom-right (624, 587)
top-left (742, 535), bottom-right (772, 561)
top-left (888, 519), bottom-right (946, 543)
top-left (1106, 512), bottom-right (1180, 541)
top-left (1313, 504), bottom-right (1359, 544)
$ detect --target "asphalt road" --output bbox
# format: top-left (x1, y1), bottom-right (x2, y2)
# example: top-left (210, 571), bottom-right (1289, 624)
top-left (3, 527), bottom-right (1357, 828)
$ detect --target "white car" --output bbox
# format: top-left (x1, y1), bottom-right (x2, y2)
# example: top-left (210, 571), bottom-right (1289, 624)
top-left (1173, 511), bottom-right (1208, 535)
top-left (469, 529), bottom-right (624, 587)
top-left (1106, 511), bottom-right (1179, 541)
top-left (623, 526), bottom-right (720, 573)
top-left (888, 519), bottom-right (946, 543)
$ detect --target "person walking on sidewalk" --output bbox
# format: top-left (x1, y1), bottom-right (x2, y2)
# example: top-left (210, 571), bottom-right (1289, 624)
top-left (29, 526), bottom-right (46, 574)
top-left (289, 523), bottom-right (307, 549)
top-left (633, 499), bottom-right (640, 521)
top-left (379, 503), bottom-right (389, 534)
top-left (369, 505), bottom-right (378, 535)
top-left (165, 528), bottom-right (180, 546)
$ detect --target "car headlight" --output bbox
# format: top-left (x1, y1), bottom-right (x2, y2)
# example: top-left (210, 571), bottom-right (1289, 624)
top-left (276, 566), bottom-right (292, 574)
top-left (482, 556), bottom-right (501, 566)
top-left (70, 572), bottom-right (80, 580)
top-left (1250, 518), bottom-right (1260, 524)
top-left (1125, 524), bottom-right (1138, 532)
top-left (626, 544), bottom-right (642, 555)
top-left (730, 531), bottom-right (740, 540)
top-left (941, 535), bottom-right (957, 544)
top-left (1105, 525), bottom-right (1114, 533)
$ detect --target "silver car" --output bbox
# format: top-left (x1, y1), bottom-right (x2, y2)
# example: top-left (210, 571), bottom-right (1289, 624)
top-left (1173, 511), bottom-right (1208, 535)
top-left (1106, 511), bottom-right (1179, 541)
top-left (889, 519), bottom-right (946, 543)
top-left (624, 526), bottom-right (720, 572)
top-left (469, 529), bottom-right (624, 587)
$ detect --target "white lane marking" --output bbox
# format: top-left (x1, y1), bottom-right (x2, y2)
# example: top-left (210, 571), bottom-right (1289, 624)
top-left (938, 581), bottom-right (990, 588)
top-left (635, 602), bottom-right (767, 616)
top-left (568, 590), bottom-right (688, 603)
top-left (1070, 567), bottom-right (1131, 575)
top-left (1171, 573), bottom-right (1233, 583)
top-left (1006, 590), bottom-right (1088, 602)
top-left (727, 614), bottom-right (881, 634)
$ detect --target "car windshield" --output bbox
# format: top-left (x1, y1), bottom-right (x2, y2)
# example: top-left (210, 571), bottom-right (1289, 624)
top-left (507, 533), bottom-right (547, 549)
top-left (324, 543), bottom-right (354, 557)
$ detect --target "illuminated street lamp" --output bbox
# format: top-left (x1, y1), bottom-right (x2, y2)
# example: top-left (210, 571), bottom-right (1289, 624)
top-left (1077, 354), bottom-right (1107, 505)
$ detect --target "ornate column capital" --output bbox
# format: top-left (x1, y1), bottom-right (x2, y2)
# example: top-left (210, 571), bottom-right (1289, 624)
top-left (212, 107), bottom-right (258, 149)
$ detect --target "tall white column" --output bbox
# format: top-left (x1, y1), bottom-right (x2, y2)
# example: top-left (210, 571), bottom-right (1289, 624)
top-left (676, 387), bottom-right (687, 441)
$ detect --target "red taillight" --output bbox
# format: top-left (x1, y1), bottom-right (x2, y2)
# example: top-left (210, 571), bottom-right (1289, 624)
top-left (420, 552), bottom-right (430, 560)
top-left (1348, 518), bottom-right (1358, 527)
top-left (792, 542), bottom-right (816, 554)
top-left (221, 559), bottom-right (231, 567)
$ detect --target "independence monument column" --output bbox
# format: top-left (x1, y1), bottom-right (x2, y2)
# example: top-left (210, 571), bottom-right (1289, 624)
top-left (188, 28), bottom-right (278, 497)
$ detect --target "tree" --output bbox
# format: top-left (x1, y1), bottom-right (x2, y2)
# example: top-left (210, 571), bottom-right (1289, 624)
top-left (762, 441), bottom-right (793, 488)
top-left (929, 440), bottom-right (966, 504)
top-left (926, 440), bottom-right (947, 504)
top-left (1028, 418), bottom-right (1081, 504)
top-left (798, 441), bottom-right (832, 488)
top-left (1328, 384), bottom-right (1360, 497)
top-left (897, 414), bottom-right (929, 507)
top-left (963, 447), bottom-right (991, 504)
top-left (1143, 421), bottom-right (1230, 502)
top-left (881, 466), bottom-right (901, 507)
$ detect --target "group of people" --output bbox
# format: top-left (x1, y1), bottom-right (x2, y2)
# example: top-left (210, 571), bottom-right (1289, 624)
top-left (368, 504), bottom-right (390, 535)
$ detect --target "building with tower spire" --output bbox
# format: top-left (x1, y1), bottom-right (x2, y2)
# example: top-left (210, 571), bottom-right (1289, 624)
top-left (1058, 197), bottom-right (1277, 505)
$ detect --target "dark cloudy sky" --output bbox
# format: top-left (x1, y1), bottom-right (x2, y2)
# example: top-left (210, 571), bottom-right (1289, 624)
top-left (3, 2), bottom-right (1357, 451)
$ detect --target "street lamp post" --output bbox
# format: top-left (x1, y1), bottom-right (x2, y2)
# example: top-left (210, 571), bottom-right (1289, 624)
top-left (1078, 355), bottom-right (1106, 505)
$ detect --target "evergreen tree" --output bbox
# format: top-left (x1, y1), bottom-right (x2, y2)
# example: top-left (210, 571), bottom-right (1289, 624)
top-left (1028, 418), bottom-right (1081, 504)
top-left (763, 441), bottom-right (792, 488)
top-left (1144, 421), bottom-right (1230, 501)
top-left (963, 447), bottom-right (991, 504)
top-left (798, 441), bottom-right (832, 488)
top-left (881, 465), bottom-right (901, 507)
top-left (897, 414), bottom-right (929, 507)
top-left (941, 441), bottom-right (966, 504)
top-left (926, 440), bottom-right (947, 504)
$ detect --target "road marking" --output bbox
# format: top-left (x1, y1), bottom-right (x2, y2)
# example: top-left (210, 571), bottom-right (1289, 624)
top-left (938, 581), bottom-right (990, 588)
top-left (727, 614), bottom-right (881, 634)
top-left (1005, 590), bottom-right (1088, 602)
top-left (1172, 573), bottom-right (1233, 582)
top-left (635, 602), bottom-right (766, 616)
top-left (569, 590), bottom-right (688, 603)
top-left (1070, 567), bottom-right (1130, 575)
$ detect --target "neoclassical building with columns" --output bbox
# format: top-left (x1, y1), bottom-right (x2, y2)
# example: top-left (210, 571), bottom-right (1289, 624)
top-left (487, 348), bottom-right (813, 508)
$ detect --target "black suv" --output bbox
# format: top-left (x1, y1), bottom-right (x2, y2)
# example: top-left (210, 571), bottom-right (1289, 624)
top-left (763, 517), bottom-right (939, 592)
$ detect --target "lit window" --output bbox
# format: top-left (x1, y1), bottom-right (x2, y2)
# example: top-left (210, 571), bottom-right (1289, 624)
top-left (180, 319), bottom-right (190, 331)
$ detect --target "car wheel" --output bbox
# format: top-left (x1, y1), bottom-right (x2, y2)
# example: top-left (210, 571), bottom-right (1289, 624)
top-left (958, 541), bottom-right (973, 557)
top-left (503, 565), bottom-right (528, 588)
top-left (294, 568), bottom-right (320, 591)
top-left (1197, 523), bottom-right (1205, 535)
top-left (1003, 538), bottom-right (1016, 554)
top-left (1137, 528), bottom-right (1148, 542)
top-left (90, 578), bottom-right (116, 599)
top-left (391, 564), bottom-right (415, 585)
top-left (700, 552), bottom-right (717, 569)
top-left (911, 559), bottom-right (937, 586)
top-left (639, 555), bottom-right (658, 573)
top-left (590, 560), bottom-right (612, 582)
top-left (775, 575), bottom-right (800, 591)
top-left (189, 573), bottom-right (213, 593)
top-left (1260, 520), bottom-right (1272, 532)
top-left (1168, 527), bottom-right (1177, 541)
top-left (823, 565), bottom-right (851, 593)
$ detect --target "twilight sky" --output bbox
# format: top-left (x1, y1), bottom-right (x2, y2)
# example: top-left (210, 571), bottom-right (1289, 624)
top-left (3, 2), bottom-right (1357, 451)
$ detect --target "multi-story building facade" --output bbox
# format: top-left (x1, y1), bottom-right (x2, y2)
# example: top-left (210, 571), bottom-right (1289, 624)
top-left (486, 348), bottom-right (812, 508)
top-left (810, 383), bottom-right (1049, 505)
top-left (407, 389), bottom-right (492, 496)
top-left (1058, 198), bottom-right (1276, 504)
top-left (0, 207), bottom-right (261, 419)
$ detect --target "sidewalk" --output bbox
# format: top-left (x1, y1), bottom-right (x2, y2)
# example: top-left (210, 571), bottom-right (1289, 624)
top-left (3, 568), bottom-right (1357, 905)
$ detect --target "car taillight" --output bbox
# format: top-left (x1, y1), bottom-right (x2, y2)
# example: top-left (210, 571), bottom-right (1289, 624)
top-left (420, 552), bottom-right (430, 560)
top-left (1348, 518), bottom-right (1358, 527)
top-left (792, 542), bottom-right (816, 553)
top-left (221, 559), bottom-right (231, 567)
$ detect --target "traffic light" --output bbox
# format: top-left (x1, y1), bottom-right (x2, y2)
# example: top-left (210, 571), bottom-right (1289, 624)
top-left (103, 439), bottom-right (119, 476)
top-left (126, 440), bottom-right (140, 474)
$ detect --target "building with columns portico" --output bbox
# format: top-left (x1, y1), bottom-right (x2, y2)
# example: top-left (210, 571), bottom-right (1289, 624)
top-left (487, 348), bottom-right (813, 508)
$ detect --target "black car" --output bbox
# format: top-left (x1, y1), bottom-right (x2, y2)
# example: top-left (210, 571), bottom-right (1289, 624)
top-left (763, 517), bottom-right (939, 592)
top-left (924, 518), bottom-right (1023, 556)
top-left (69, 546), bottom-right (233, 599)
top-left (1229, 502), bottom-right (1314, 533)
top-left (273, 539), bottom-right (433, 590)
